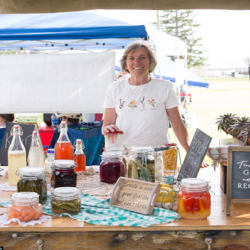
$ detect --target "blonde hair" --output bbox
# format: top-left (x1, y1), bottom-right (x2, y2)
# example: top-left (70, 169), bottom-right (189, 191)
top-left (120, 40), bottom-right (157, 74)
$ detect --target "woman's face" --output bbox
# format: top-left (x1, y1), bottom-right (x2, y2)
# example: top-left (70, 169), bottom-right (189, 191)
top-left (126, 47), bottom-right (150, 78)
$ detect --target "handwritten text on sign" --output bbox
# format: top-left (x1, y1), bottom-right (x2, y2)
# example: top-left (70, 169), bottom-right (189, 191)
top-left (236, 160), bottom-right (250, 189)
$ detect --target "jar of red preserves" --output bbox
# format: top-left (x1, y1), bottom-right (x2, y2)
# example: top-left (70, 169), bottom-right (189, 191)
top-left (100, 151), bottom-right (125, 183)
top-left (51, 160), bottom-right (77, 188)
top-left (177, 178), bottom-right (211, 219)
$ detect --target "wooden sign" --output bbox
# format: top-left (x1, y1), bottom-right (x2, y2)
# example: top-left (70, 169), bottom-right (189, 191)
top-left (0, 123), bottom-right (38, 165)
top-left (110, 177), bottom-right (161, 215)
top-left (178, 128), bottom-right (212, 180)
top-left (227, 146), bottom-right (250, 215)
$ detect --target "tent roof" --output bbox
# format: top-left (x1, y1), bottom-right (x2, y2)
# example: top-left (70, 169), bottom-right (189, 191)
top-left (0, 11), bottom-right (148, 50)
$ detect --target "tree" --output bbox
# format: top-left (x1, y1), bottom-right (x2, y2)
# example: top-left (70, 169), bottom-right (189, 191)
top-left (158, 10), bottom-right (206, 68)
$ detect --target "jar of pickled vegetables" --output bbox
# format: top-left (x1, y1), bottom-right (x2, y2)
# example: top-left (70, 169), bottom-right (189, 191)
top-left (51, 187), bottom-right (81, 215)
top-left (7, 192), bottom-right (43, 222)
top-left (177, 178), bottom-right (211, 219)
top-left (128, 146), bottom-right (155, 182)
top-left (51, 160), bottom-right (77, 188)
top-left (100, 151), bottom-right (125, 183)
top-left (17, 167), bottom-right (47, 204)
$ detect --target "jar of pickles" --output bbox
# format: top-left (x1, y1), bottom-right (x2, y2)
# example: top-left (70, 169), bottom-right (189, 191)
top-left (7, 192), bottom-right (43, 222)
top-left (128, 147), bottom-right (155, 182)
top-left (51, 160), bottom-right (77, 188)
top-left (51, 187), bottom-right (81, 215)
top-left (17, 167), bottom-right (47, 204)
top-left (100, 151), bottom-right (125, 183)
top-left (177, 178), bottom-right (211, 219)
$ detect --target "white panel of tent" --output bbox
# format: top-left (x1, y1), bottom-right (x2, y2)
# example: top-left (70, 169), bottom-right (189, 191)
top-left (0, 52), bottom-right (115, 113)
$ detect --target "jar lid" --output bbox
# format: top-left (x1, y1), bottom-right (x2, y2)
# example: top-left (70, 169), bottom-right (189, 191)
top-left (52, 187), bottom-right (80, 198)
top-left (104, 146), bottom-right (126, 153)
top-left (19, 167), bottom-right (45, 176)
top-left (11, 192), bottom-right (39, 204)
top-left (130, 146), bottom-right (154, 153)
top-left (180, 178), bottom-right (209, 191)
top-left (53, 160), bottom-right (75, 169)
top-left (102, 151), bottom-right (123, 158)
top-left (106, 131), bottom-right (123, 135)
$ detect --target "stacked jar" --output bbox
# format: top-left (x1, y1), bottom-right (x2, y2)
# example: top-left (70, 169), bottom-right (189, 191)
top-left (128, 147), bottom-right (155, 182)
top-left (7, 192), bottom-right (43, 222)
top-left (17, 167), bottom-right (47, 204)
top-left (51, 160), bottom-right (77, 188)
top-left (177, 178), bottom-right (211, 219)
top-left (100, 151), bottom-right (125, 183)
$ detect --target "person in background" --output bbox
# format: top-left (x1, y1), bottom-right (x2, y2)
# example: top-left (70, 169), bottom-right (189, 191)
top-left (49, 113), bottom-right (82, 148)
top-left (0, 114), bottom-right (15, 149)
top-left (102, 40), bottom-right (208, 167)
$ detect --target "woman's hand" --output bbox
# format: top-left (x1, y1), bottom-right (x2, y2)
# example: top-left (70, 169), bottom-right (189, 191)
top-left (102, 124), bottom-right (121, 135)
top-left (200, 162), bottom-right (210, 168)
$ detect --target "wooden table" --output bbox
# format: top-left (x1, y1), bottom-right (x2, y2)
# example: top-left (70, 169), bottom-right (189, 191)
top-left (1, 167), bottom-right (250, 250)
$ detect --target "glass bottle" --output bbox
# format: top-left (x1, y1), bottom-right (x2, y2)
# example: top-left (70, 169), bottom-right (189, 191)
top-left (28, 131), bottom-right (45, 167)
top-left (8, 125), bottom-right (26, 186)
top-left (177, 178), bottom-right (211, 219)
top-left (100, 151), bottom-right (125, 183)
top-left (154, 151), bottom-right (164, 178)
top-left (74, 139), bottom-right (86, 172)
top-left (128, 146), bottom-right (155, 182)
top-left (17, 167), bottom-right (47, 204)
top-left (7, 192), bottom-right (43, 222)
top-left (45, 148), bottom-right (55, 184)
top-left (54, 121), bottom-right (74, 160)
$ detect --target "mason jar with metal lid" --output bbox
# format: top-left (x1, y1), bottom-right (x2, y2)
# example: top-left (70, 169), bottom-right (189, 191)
top-left (100, 151), bottom-right (125, 183)
top-left (177, 178), bottom-right (211, 219)
top-left (51, 160), bottom-right (77, 188)
top-left (17, 167), bottom-right (47, 204)
top-left (51, 187), bottom-right (81, 215)
top-left (128, 146), bottom-right (155, 182)
top-left (7, 192), bottom-right (43, 222)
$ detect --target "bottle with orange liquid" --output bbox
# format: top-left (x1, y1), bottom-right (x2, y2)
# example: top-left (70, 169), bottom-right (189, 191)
top-left (54, 121), bottom-right (74, 160)
top-left (74, 139), bottom-right (86, 172)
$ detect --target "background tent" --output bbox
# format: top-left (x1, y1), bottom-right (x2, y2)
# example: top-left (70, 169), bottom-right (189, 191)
top-left (0, 0), bottom-right (248, 14)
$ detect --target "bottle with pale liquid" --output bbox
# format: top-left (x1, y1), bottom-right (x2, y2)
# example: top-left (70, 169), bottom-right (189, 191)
top-left (74, 139), bottom-right (86, 172)
top-left (8, 125), bottom-right (26, 186)
top-left (28, 131), bottom-right (45, 167)
top-left (54, 121), bottom-right (74, 160)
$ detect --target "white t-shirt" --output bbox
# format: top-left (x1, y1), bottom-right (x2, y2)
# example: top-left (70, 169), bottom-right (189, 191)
top-left (103, 77), bottom-right (180, 148)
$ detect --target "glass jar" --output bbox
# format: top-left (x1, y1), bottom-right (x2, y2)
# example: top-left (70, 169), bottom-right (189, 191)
top-left (154, 151), bottom-right (163, 178)
top-left (128, 146), bottom-right (155, 182)
top-left (17, 167), bottom-right (47, 204)
top-left (51, 160), bottom-right (77, 188)
top-left (104, 131), bottom-right (123, 148)
top-left (177, 178), bottom-right (211, 219)
top-left (100, 151), bottom-right (125, 183)
top-left (51, 187), bottom-right (81, 215)
top-left (7, 192), bottom-right (43, 222)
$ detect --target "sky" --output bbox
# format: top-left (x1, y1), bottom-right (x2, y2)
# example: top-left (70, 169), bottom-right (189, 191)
top-left (91, 9), bottom-right (250, 70)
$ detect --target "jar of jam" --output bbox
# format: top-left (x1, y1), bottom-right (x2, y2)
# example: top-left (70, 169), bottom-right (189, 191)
top-left (177, 178), bottom-right (211, 219)
top-left (17, 167), bottom-right (47, 204)
top-left (128, 146), bottom-right (155, 182)
top-left (51, 160), bottom-right (77, 188)
top-left (100, 151), bottom-right (125, 183)
top-left (7, 192), bottom-right (43, 222)
top-left (51, 187), bottom-right (81, 215)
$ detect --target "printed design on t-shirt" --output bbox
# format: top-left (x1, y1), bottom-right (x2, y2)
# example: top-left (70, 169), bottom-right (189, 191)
top-left (148, 99), bottom-right (156, 108)
top-left (128, 100), bottom-right (137, 109)
top-left (140, 96), bottom-right (146, 109)
top-left (119, 99), bottom-right (125, 109)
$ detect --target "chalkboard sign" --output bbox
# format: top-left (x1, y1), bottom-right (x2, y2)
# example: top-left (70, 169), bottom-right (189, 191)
top-left (0, 123), bottom-right (36, 165)
top-left (178, 128), bottom-right (212, 180)
top-left (227, 146), bottom-right (250, 215)
top-left (110, 177), bottom-right (161, 215)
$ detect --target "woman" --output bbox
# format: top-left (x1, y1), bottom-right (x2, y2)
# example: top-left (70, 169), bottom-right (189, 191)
top-left (0, 114), bottom-right (15, 149)
top-left (102, 41), bottom-right (189, 152)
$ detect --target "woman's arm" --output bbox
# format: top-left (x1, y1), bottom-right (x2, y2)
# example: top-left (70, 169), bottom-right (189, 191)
top-left (102, 108), bottom-right (120, 135)
top-left (166, 106), bottom-right (190, 152)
